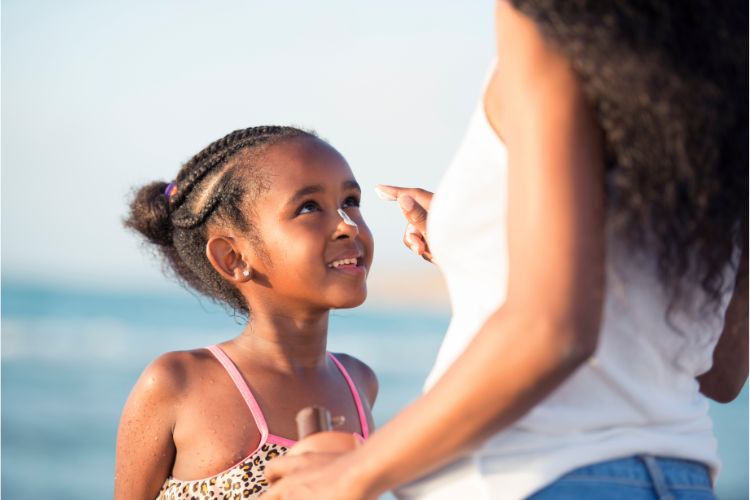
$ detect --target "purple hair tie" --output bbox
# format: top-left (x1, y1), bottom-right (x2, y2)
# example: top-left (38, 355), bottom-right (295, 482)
top-left (164, 182), bottom-right (177, 200)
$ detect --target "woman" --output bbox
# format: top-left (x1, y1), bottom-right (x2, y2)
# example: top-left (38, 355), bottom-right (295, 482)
top-left (265, 1), bottom-right (747, 498)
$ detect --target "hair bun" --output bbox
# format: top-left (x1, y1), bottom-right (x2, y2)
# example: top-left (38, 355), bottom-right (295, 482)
top-left (124, 181), bottom-right (174, 246)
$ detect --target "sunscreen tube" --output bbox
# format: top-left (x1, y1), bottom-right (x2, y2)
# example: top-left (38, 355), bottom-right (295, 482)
top-left (296, 406), bottom-right (333, 438)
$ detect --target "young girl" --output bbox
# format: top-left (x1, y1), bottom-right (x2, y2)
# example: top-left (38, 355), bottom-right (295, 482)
top-left (115, 126), bottom-right (377, 499)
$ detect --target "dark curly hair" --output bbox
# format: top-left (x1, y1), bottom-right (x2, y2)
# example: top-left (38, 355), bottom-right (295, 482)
top-left (124, 126), bottom-right (316, 315)
top-left (510, 0), bottom-right (748, 310)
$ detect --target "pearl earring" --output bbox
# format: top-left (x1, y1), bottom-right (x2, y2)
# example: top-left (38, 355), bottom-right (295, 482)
top-left (242, 270), bottom-right (250, 277)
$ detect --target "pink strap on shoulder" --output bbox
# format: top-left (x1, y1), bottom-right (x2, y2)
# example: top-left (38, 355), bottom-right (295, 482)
top-left (206, 345), bottom-right (269, 443)
top-left (328, 353), bottom-right (370, 439)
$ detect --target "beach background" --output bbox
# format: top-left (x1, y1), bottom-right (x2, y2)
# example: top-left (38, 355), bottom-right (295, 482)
top-left (2, 1), bottom-right (747, 499)
top-left (2, 282), bottom-right (748, 499)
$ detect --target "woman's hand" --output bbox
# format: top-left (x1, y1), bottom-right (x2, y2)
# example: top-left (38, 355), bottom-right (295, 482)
top-left (285, 430), bottom-right (360, 457)
top-left (264, 431), bottom-right (369, 499)
top-left (265, 450), bottom-right (374, 500)
top-left (376, 184), bottom-right (434, 262)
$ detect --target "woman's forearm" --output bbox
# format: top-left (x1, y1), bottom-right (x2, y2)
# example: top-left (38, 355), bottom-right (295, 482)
top-left (348, 304), bottom-right (597, 496)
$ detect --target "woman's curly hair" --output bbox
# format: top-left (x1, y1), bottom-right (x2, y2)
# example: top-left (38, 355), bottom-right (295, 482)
top-left (510, 0), bottom-right (748, 309)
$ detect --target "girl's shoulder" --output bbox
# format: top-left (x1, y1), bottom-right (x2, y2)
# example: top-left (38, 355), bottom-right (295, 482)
top-left (329, 352), bottom-right (379, 406)
top-left (117, 349), bottom-right (219, 463)
top-left (134, 348), bottom-right (217, 401)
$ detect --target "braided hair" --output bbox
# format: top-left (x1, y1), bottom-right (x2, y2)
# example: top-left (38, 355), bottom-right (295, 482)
top-left (509, 0), bottom-right (748, 311)
top-left (125, 126), bottom-right (316, 315)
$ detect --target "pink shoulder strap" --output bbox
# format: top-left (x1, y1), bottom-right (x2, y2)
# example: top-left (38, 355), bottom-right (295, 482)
top-left (328, 353), bottom-right (370, 439)
top-left (206, 345), bottom-right (269, 444)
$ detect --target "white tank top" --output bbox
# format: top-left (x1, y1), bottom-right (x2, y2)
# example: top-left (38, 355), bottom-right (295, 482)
top-left (395, 72), bottom-right (736, 500)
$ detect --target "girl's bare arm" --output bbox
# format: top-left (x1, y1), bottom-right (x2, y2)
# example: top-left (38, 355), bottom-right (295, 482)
top-left (114, 354), bottom-right (182, 499)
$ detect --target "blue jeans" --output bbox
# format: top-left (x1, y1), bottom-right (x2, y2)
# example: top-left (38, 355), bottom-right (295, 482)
top-left (527, 456), bottom-right (715, 500)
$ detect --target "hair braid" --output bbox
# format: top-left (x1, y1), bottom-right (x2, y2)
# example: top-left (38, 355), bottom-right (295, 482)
top-left (169, 126), bottom-right (287, 208)
top-left (171, 191), bottom-right (223, 229)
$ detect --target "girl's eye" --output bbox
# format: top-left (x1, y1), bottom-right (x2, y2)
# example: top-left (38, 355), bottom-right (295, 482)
top-left (342, 196), bottom-right (360, 209)
top-left (297, 201), bottom-right (320, 215)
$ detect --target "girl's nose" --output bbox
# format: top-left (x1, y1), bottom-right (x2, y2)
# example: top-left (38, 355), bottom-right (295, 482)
top-left (334, 208), bottom-right (359, 238)
top-left (337, 209), bottom-right (358, 229)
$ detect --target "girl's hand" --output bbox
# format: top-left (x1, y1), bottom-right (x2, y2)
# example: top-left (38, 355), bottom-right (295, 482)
top-left (376, 184), bottom-right (434, 262)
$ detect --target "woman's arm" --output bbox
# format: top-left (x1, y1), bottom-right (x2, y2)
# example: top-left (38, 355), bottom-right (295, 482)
top-left (264, 2), bottom-right (605, 498)
top-left (114, 354), bottom-right (182, 499)
top-left (697, 241), bottom-right (748, 402)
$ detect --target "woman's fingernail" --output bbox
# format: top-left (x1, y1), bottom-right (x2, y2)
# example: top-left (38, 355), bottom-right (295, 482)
top-left (374, 186), bottom-right (397, 201)
top-left (410, 244), bottom-right (420, 254)
top-left (398, 194), bottom-right (415, 211)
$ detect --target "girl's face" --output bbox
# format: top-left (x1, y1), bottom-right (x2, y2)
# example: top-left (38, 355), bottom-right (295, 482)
top-left (245, 136), bottom-right (374, 312)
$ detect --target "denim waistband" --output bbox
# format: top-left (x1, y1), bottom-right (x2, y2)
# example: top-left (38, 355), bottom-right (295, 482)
top-left (551, 455), bottom-right (713, 499)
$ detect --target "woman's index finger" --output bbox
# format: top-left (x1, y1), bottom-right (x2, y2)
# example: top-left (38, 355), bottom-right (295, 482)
top-left (376, 185), bottom-right (433, 207)
top-left (375, 185), bottom-right (400, 201)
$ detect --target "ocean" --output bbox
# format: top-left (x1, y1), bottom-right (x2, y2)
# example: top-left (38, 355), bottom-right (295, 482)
top-left (2, 282), bottom-right (747, 499)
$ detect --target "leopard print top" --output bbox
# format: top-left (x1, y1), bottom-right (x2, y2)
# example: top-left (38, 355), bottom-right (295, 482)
top-left (156, 442), bottom-right (287, 500)
top-left (155, 345), bottom-right (369, 500)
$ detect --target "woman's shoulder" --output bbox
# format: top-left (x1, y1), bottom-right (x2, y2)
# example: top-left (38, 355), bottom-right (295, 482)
top-left (330, 352), bottom-right (379, 406)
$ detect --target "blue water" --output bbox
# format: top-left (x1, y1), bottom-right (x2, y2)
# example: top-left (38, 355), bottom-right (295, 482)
top-left (2, 282), bottom-right (747, 499)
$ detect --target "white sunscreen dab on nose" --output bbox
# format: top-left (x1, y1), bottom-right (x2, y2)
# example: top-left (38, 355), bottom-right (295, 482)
top-left (337, 208), bottom-right (358, 228)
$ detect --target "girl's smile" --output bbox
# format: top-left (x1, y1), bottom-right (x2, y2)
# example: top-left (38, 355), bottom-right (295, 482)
top-left (326, 250), bottom-right (366, 275)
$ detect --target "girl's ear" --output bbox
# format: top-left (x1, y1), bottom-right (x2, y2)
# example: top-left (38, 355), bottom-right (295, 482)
top-left (206, 236), bottom-right (253, 283)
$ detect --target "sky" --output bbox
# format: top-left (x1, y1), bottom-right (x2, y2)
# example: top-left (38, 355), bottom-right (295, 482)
top-left (2, 0), bottom-right (494, 303)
